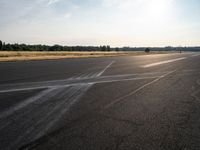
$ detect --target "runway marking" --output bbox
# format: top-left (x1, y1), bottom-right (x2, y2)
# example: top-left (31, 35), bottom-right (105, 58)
top-left (142, 57), bottom-right (187, 68)
top-left (96, 61), bottom-right (115, 77)
top-left (1, 69), bottom-right (194, 94)
top-left (0, 75), bottom-right (165, 93)
top-left (88, 76), bottom-right (162, 85)
top-left (1, 69), bottom-right (196, 94)
top-left (103, 70), bottom-right (176, 109)
top-left (0, 61), bottom-right (113, 93)
top-left (99, 71), bottom-right (170, 78)
top-left (191, 54), bottom-right (200, 57)
top-left (0, 71), bottom-right (169, 90)
top-left (68, 61), bottom-right (114, 80)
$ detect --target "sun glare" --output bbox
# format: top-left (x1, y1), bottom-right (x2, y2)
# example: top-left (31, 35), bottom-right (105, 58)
top-left (142, 0), bottom-right (174, 21)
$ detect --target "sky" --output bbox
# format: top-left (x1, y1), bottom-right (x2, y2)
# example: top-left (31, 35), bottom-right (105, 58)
top-left (0, 0), bottom-right (200, 47)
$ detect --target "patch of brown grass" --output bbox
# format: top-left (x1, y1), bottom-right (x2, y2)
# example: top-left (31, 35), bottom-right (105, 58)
top-left (0, 51), bottom-right (175, 62)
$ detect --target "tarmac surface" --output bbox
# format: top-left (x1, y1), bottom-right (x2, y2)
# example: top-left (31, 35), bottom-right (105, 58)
top-left (0, 53), bottom-right (200, 150)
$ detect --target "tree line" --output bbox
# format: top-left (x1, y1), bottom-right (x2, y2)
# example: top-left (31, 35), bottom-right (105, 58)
top-left (0, 40), bottom-right (200, 52)
top-left (0, 40), bottom-right (111, 51)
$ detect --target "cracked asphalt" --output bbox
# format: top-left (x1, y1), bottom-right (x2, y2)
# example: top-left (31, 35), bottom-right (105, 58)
top-left (0, 53), bottom-right (200, 150)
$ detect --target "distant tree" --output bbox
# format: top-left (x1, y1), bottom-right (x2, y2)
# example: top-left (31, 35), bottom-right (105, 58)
top-left (12, 43), bottom-right (21, 51)
top-left (101, 45), bottom-right (107, 51)
top-left (5, 44), bottom-right (13, 51)
top-left (107, 45), bottom-right (111, 51)
top-left (145, 48), bottom-right (150, 53)
top-left (115, 47), bottom-right (119, 51)
top-left (0, 40), bottom-right (2, 50)
top-left (49, 45), bottom-right (62, 51)
top-left (71, 47), bottom-right (75, 51)
top-left (2, 42), bottom-right (6, 50)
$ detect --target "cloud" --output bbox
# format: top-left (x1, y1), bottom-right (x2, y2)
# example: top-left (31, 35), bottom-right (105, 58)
top-left (101, 0), bottom-right (174, 9)
top-left (64, 12), bottom-right (71, 19)
top-left (47, 0), bottom-right (60, 6)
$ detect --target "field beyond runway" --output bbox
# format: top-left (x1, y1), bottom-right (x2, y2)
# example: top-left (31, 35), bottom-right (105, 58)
top-left (0, 51), bottom-right (175, 62)
top-left (0, 52), bottom-right (200, 150)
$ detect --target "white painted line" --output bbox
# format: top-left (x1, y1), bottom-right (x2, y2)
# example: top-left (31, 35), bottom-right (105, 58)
top-left (99, 71), bottom-right (170, 79)
top-left (142, 57), bottom-right (187, 68)
top-left (3, 69), bottom-right (191, 94)
top-left (90, 76), bottom-right (162, 85)
top-left (0, 76), bottom-right (162, 93)
top-left (96, 61), bottom-right (115, 77)
top-left (192, 54), bottom-right (200, 57)
top-left (103, 70), bottom-right (176, 109)
top-left (0, 71), bottom-right (167, 92)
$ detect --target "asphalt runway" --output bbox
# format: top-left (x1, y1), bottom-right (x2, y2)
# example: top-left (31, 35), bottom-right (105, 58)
top-left (0, 52), bottom-right (200, 150)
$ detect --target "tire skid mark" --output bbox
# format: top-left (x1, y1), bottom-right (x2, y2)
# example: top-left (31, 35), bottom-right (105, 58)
top-left (1, 69), bottom-right (196, 94)
top-left (0, 84), bottom-right (91, 149)
top-left (34, 84), bottom-right (92, 140)
top-left (77, 73), bottom-right (88, 79)
top-left (0, 88), bottom-right (55, 120)
top-left (68, 61), bottom-right (115, 80)
top-left (0, 61), bottom-right (115, 150)
top-left (5, 85), bottom-right (91, 150)
top-left (0, 88), bottom-right (65, 130)
top-left (0, 85), bottom-right (90, 131)
top-left (81, 72), bottom-right (92, 79)
top-left (68, 72), bottom-right (86, 80)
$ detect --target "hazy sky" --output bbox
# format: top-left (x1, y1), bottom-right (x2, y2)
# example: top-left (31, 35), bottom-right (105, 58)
top-left (0, 0), bottom-right (200, 47)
